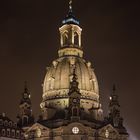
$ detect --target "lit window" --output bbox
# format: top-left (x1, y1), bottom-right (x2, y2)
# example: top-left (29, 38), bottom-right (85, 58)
top-left (105, 129), bottom-right (109, 138)
top-left (36, 128), bottom-right (41, 137)
top-left (72, 127), bottom-right (79, 134)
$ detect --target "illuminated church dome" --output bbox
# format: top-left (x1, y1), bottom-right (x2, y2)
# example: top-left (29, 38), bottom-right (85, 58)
top-left (42, 56), bottom-right (99, 107)
top-left (43, 57), bottom-right (99, 96)
top-left (40, 1), bottom-right (101, 120)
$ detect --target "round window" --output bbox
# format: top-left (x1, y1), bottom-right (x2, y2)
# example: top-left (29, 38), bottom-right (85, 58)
top-left (72, 127), bottom-right (79, 134)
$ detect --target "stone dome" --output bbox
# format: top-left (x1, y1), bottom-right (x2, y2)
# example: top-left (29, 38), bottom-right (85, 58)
top-left (40, 10), bottom-right (101, 116)
top-left (41, 56), bottom-right (99, 111)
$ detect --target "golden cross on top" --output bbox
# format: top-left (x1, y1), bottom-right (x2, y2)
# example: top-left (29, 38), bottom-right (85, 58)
top-left (69, 0), bottom-right (72, 10)
top-left (69, 0), bottom-right (72, 5)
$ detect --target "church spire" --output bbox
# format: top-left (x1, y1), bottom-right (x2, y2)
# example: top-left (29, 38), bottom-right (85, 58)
top-left (17, 82), bottom-right (34, 127)
top-left (62, 0), bottom-right (79, 25)
top-left (22, 81), bottom-right (30, 100)
top-left (108, 84), bottom-right (124, 128)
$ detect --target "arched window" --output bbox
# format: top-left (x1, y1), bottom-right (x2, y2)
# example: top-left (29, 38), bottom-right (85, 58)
top-left (74, 32), bottom-right (79, 46)
top-left (62, 31), bottom-right (69, 46)
top-left (2, 129), bottom-right (5, 136)
top-left (72, 106), bottom-right (79, 116)
top-left (23, 116), bottom-right (28, 125)
top-left (12, 130), bottom-right (15, 137)
top-left (9, 121), bottom-right (12, 127)
top-left (7, 129), bottom-right (10, 137)
top-left (16, 131), bottom-right (20, 138)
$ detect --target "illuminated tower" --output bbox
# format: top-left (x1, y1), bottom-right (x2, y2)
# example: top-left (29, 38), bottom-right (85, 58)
top-left (40, 0), bottom-right (102, 121)
top-left (59, 0), bottom-right (82, 57)
top-left (108, 85), bottom-right (126, 129)
top-left (17, 82), bottom-right (34, 127)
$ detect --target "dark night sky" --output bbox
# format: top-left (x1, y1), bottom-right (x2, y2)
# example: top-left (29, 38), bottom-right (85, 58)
top-left (0, 0), bottom-right (140, 139)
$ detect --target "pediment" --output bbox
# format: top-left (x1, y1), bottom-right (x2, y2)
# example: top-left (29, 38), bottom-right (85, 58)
top-left (98, 124), bottom-right (119, 139)
top-left (24, 123), bottom-right (51, 139)
top-left (26, 122), bottom-right (50, 132)
top-left (53, 122), bottom-right (95, 135)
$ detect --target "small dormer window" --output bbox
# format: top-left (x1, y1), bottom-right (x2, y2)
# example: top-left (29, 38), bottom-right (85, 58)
top-left (4, 120), bottom-right (8, 126)
top-left (14, 123), bottom-right (17, 128)
top-left (9, 121), bottom-right (12, 127)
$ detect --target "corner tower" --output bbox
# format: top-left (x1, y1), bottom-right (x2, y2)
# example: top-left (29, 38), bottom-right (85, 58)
top-left (40, 1), bottom-right (102, 121)
top-left (108, 85), bottom-right (125, 128)
top-left (17, 82), bottom-right (34, 127)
